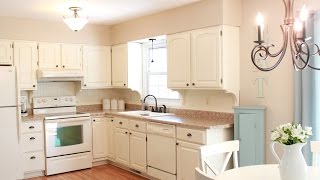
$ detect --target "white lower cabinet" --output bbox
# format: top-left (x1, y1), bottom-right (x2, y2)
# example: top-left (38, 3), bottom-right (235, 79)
top-left (115, 127), bottom-right (130, 166)
top-left (92, 117), bottom-right (108, 161)
top-left (21, 121), bottom-right (45, 177)
top-left (106, 117), bottom-right (116, 160)
top-left (130, 131), bottom-right (147, 173)
top-left (177, 141), bottom-right (201, 180)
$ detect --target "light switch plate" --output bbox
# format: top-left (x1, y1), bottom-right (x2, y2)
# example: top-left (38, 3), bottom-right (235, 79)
top-left (21, 96), bottom-right (28, 105)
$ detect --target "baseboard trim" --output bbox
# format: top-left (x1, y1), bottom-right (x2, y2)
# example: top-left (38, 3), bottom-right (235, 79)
top-left (92, 160), bottom-right (108, 167)
top-left (24, 170), bottom-right (45, 179)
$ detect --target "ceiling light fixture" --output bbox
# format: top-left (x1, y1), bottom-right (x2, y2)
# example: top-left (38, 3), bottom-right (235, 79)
top-left (63, 7), bottom-right (88, 32)
top-left (251, 0), bottom-right (320, 71)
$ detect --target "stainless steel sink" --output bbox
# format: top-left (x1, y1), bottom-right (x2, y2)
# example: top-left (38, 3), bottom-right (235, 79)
top-left (118, 110), bottom-right (173, 117)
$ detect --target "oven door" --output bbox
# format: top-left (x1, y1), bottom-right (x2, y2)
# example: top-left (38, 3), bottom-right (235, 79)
top-left (45, 117), bottom-right (92, 157)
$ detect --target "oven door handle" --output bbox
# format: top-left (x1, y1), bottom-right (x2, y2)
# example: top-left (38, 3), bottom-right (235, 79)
top-left (45, 117), bottom-right (91, 123)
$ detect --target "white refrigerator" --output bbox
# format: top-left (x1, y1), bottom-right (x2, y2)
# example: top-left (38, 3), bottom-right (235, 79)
top-left (0, 66), bottom-right (21, 180)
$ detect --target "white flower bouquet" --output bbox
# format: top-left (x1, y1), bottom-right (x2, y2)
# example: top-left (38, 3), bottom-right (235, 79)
top-left (271, 123), bottom-right (312, 145)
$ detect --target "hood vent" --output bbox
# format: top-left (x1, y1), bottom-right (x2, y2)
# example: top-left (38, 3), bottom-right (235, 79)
top-left (37, 70), bottom-right (84, 82)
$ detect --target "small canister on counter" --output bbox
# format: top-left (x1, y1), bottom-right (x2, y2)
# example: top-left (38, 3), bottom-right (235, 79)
top-left (111, 99), bottom-right (118, 110)
top-left (103, 98), bottom-right (111, 110)
top-left (118, 99), bottom-right (125, 110)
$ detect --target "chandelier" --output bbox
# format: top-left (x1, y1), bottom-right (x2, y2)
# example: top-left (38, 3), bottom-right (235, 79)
top-left (63, 7), bottom-right (88, 32)
top-left (251, 0), bottom-right (320, 71)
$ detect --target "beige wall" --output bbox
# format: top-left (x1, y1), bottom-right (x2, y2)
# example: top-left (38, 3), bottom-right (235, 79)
top-left (111, 0), bottom-right (241, 45)
top-left (0, 16), bottom-right (111, 45)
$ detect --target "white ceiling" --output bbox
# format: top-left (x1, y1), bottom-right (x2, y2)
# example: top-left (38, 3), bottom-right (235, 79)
top-left (0, 0), bottom-right (202, 25)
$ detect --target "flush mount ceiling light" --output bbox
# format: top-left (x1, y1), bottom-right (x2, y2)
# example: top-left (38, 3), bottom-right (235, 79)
top-left (251, 0), bottom-right (320, 71)
top-left (63, 7), bottom-right (88, 32)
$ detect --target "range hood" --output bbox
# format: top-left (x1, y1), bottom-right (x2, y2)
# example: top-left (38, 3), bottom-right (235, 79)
top-left (37, 70), bottom-right (84, 82)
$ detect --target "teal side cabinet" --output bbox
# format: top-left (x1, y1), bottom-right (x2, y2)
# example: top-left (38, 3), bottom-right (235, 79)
top-left (234, 106), bottom-right (266, 167)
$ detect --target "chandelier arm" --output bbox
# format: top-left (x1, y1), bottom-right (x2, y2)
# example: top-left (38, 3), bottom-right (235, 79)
top-left (294, 42), bottom-right (311, 70)
top-left (266, 25), bottom-right (289, 58)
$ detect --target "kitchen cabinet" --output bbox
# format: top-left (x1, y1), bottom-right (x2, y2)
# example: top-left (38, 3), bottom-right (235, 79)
top-left (167, 25), bottom-right (239, 104)
top-left (177, 141), bottom-right (201, 180)
top-left (83, 45), bottom-right (111, 89)
top-left (111, 44), bottom-right (128, 88)
top-left (14, 41), bottom-right (38, 90)
top-left (115, 127), bottom-right (130, 166)
top-left (106, 117), bottom-right (115, 160)
top-left (0, 39), bottom-right (13, 65)
top-left (92, 117), bottom-right (108, 161)
top-left (61, 44), bottom-right (82, 70)
top-left (38, 43), bottom-right (61, 69)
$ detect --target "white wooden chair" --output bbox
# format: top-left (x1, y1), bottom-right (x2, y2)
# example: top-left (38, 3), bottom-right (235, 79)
top-left (195, 167), bottom-right (214, 180)
top-left (198, 140), bottom-right (240, 177)
top-left (311, 141), bottom-right (320, 166)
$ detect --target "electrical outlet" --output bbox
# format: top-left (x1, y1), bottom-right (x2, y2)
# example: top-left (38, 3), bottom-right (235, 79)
top-left (21, 96), bottom-right (28, 105)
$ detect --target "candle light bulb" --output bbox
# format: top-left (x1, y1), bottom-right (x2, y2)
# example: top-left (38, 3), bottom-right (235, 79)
top-left (300, 5), bottom-right (309, 21)
top-left (256, 12), bottom-right (264, 26)
top-left (294, 19), bottom-right (303, 32)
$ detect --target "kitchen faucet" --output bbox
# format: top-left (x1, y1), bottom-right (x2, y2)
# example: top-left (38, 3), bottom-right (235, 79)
top-left (143, 95), bottom-right (158, 112)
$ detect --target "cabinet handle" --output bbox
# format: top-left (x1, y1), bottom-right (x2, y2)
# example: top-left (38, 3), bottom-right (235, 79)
top-left (56, 65), bottom-right (58, 68)
top-left (30, 156), bottom-right (36, 160)
top-left (135, 124), bottom-right (139, 128)
top-left (192, 83), bottom-right (195, 86)
top-left (33, 85), bottom-right (36, 88)
top-left (119, 122), bottom-right (123, 125)
top-left (186, 83), bottom-right (189, 86)
top-left (62, 65), bottom-right (65, 68)
top-left (30, 137), bottom-right (35, 140)
top-left (187, 133), bottom-right (192, 137)
top-left (29, 126), bottom-right (35, 129)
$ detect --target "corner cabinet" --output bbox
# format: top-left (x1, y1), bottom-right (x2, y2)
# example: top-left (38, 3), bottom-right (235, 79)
top-left (167, 25), bottom-right (240, 104)
top-left (0, 39), bottom-right (13, 65)
top-left (14, 41), bottom-right (38, 90)
top-left (82, 45), bottom-right (112, 89)
top-left (234, 106), bottom-right (266, 167)
top-left (111, 44), bottom-right (128, 88)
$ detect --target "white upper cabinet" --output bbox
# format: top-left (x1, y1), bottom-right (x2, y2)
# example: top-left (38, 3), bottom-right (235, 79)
top-left (0, 40), bottom-right (13, 65)
top-left (83, 45), bottom-right (111, 89)
top-left (61, 44), bottom-right (82, 70)
top-left (14, 41), bottom-right (38, 90)
top-left (167, 32), bottom-right (191, 88)
top-left (111, 44), bottom-right (128, 88)
top-left (38, 43), bottom-right (61, 70)
top-left (191, 27), bottom-right (221, 88)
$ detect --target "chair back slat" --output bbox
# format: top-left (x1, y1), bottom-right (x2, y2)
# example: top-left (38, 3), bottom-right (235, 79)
top-left (195, 167), bottom-right (214, 180)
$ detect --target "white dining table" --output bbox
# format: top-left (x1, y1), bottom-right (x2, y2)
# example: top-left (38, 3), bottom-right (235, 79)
top-left (214, 164), bottom-right (320, 180)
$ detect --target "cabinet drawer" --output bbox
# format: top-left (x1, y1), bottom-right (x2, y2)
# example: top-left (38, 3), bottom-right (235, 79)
top-left (21, 121), bottom-right (43, 133)
top-left (129, 120), bottom-right (146, 133)
top-left (114, 118), bottom-right (129, 129)
top-left (177, 127), bottom-right (206, 144)
top-left (21, 132), bottom-right (44, 152)
top-left (23, 151), bottom-right (45, 172)
top-left (147, 122), bottom-right (176, 138)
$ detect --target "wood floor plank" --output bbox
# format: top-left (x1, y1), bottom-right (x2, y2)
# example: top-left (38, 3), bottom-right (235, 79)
top-left (26, 165), bottom-right (148, 180)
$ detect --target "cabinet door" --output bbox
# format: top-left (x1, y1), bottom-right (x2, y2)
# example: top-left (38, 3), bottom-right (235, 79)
top-left (191, 27), bottom-right (222, 88)
top-left (115, 128), bottom-right (130, 166)
top-left (92, 117), bottom-right (107, 160)
top-left (167, 32), bottom-right (191, 88)
top-left (130, 131), bottom-right (146, 173)
top-left (177, 141), bottom-right (201, 180)
top-left (14, 41), bottom-right (38, 90)
top-left (0, 40), bottom-right (13, 65)
top-left (61, 44), bottom-right (82, 70)
top-left (38, 43), bottom-right (61, 70)
top-left (83, 46), bottom-right (111, 88)
top-left (106, 118), bottom-right (115, 160)
top-left (111, 44), bottom-right (128, 88)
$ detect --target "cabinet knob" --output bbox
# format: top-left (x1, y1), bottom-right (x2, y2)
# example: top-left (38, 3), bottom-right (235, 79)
top-left (119, 122), bottom-right (122, 125)
top-left (124, 84), bottom-right (126, 86)
top-left (129, 132), bottom-right (132, 135)
top-left (56, 65), bottom-right (59, 68)
top-left (125, 132), bottom-right (128, 134)
top-left (135, 124), bottom-right (139, 128)
top-left (111, 119), bottom-right (114, 122)
top-left (30, 137), bottom-right (35, 140)
top-left (176, 142), bottom-right (179, 145)
top-left (33, 85), bottom-right (36, 88)
top-left (187, 133), bottom-right (192, 137)
top-left (186, 83), bottom-right (189, 86)
top-left (62, 65), bottom-right (65, 68)
top-left (29, 126), bottom-right (35, 129)
top-left (84, 84), bottom-right (87, 87)
top-left (93, 119), bottom-right (96, 122)
top-left (192, 83), bottom-right (195, 86)
top-left (30, 156), bottom-right (36, 160)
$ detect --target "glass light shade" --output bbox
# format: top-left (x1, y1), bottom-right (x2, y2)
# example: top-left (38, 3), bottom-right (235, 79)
top-left (294, 19), bottom-right (303, 32)
top-left (256, 12), bottom-right (264, 26)
top-left (300, 5), bottom-right (309, 21)
top-left (63, 17), bottom-right (88, 31)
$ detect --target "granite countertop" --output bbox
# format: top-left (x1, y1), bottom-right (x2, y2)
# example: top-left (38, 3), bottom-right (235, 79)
top-left (21, 109), bottom-right (233, 129)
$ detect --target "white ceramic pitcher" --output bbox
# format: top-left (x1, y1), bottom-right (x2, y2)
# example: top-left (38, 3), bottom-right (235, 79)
top-left (270, 142), bottom-right (307, 180)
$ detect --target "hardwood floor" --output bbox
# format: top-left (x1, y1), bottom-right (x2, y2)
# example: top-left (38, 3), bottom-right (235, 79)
top-left (27, 165), bottom-right (148, 180)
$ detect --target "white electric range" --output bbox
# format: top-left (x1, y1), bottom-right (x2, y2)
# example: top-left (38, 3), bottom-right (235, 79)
top-left (33, 96), bottom-right (92, 176)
